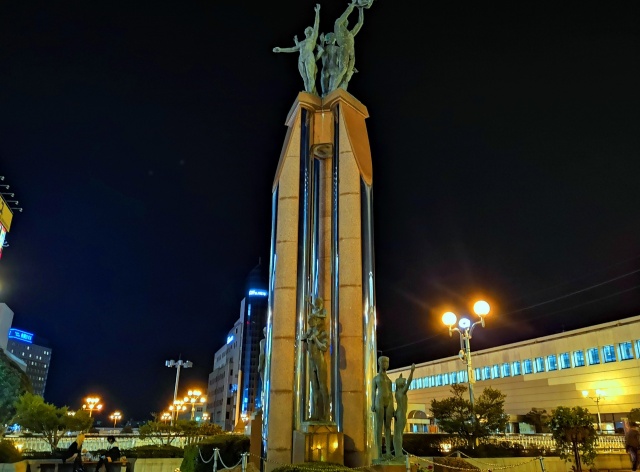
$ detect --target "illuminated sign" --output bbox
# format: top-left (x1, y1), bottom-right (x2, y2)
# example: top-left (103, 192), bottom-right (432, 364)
top-left (248, 289), bottom-right (268, 297)
top-left (0, 196), bottom-right (13, 232)
top-left (227, 335), bottom-right (234, 344)
top-left (8, 329), bottom-right (33, 344)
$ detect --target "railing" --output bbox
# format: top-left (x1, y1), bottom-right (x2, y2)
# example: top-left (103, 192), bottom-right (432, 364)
top-left (481, 433), bottom-right (626, 453)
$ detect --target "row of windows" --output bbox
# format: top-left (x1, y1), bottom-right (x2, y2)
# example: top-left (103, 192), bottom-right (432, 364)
top-left (408, 340), bottom-right (640, 390)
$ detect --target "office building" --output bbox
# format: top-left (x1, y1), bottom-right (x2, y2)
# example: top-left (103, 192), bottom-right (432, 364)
top-left (6, 328), bottom-right (52, 397)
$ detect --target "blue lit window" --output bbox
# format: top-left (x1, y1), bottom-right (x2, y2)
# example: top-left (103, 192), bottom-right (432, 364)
top-left (430, 375), bottom-right (436, 387)
top-left (502, 363), bottom-right (511, 377)
top-left (559, 352), bottom-right (571, 369)
top-left (574, 350), bottom-right (585, 367)
top-left (459, 370), bottom-right (468, 382)
top-left (512, 361), bottom-right (521, 375)
top-left (547, 355), bottom-right (558, 371)
top-left (619, 342), bottom-right (634, 361)
top-left (483, 366), bottom-right (492, 380)
top-left (450, 371), bottom-right (458, 384)
top-left (602, 345), bottom-right (616, 363)
top-left (474, 368), bottom-right (482, 381)
top-left (534, 357), bottom-right (545, 373)
top-left (636, 341), bottom-right (640, 359)
top-left (442, 373), bottom-right (449, 385)
top-left (492, 365), bottom-right (501, 378)
top-left (523, 359), bottom-right (533, 374)
top-left (436, 374), bottom-right (442, 386)
top-left (587, 347), bottom-right (600, 365)
top-left (415, 378), bottom-right (422, 389)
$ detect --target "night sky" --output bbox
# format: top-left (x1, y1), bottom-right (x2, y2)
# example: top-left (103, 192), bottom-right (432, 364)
top-left (1, 1), bottom-right (639, 422)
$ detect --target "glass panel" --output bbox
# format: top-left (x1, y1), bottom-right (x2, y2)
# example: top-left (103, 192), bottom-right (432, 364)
top-left (574, 350), bottom-right (585, 367)
top-left (619, 342), bottom-right (634, 361)
top-left (547, 355), bottom-right (558, 371)
top-left (512, 361), bottom-right (521, 375)
top-left (636, 340), bottom-right (640, 359)
top-left (587, 347), bottom-right (600, 365)
top-left (559, 352), bottom-right (571, 369)
top-left (492, 364), bottom-right (501, 378)
top-left (436, 374), bottom-right (442, 386)
top-left (523, 359), bottom-right (533, 374)
top-left (475, 368), bottom-right (482, 381)
top-left (442, 373), bottom-right (449, 385)
top-left (450, 371), bottom-right (458, 384)
top-left (534, 357), bottom-right (545, 373)
top-left (460, 370), bottom-right (468, 382)
top-left (502, 362), bottom-right (511, 377)
top-left (602, 345), bottom-right (616, 363)
top-left (483, 366), bottom-right (492, 380)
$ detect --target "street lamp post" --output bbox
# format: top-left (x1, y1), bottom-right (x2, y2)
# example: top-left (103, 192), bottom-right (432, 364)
top-left (183, 389), bottom-right (207, 421)
top-left (166, 358), bottom-right (192, 425)
top-left (160, 412), bottom-right (172, 424)
top-left (82, 397), bottom-right (103, 417)
top-left (441, 300), bottom-right (491, 410)
top-left (169, 400), bottom-right (187, 423)
top-left (582, 389), bottom-right (605, 432)
top-left (110, 411), bottom-right (122, 428)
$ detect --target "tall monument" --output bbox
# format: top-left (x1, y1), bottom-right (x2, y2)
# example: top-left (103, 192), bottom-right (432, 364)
top-left (263, 1), bottom-right (378, 468)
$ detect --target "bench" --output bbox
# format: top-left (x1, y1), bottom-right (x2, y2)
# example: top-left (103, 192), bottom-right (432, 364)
top-left (37, 461), bottom-right (127, 472)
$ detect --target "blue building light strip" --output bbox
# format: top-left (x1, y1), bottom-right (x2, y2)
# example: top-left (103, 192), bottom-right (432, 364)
top-left (8, 328), bottom-right (34, 344)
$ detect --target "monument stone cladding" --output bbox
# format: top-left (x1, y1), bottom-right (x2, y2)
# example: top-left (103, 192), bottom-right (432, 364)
top-left (262, 0), bottom-right (380, 468)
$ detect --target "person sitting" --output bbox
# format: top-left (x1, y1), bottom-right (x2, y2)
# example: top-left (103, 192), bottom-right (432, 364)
top-left (94, 436), bottom-right (121, 472)
top-left (62, 433), bottom-right (86, 472)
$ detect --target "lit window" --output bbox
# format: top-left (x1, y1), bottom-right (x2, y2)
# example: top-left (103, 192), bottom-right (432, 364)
top-left (547, 355), bottom-right (558, 371)
top-left (523, 359), bottom-right (533, 374)
top-left (474, 368), bottom-right (482, 381)
top-left (602, 345), bottom-right (616, 363)
top-left (459, 370), bottom-right (468, 382)
top-left (534, 357), bottom-right (545, 373)
top-left (415, 378), bottom-right (422, 389)
top-left (619, 342), bottom-right (634, 361)
top-left (502, 363), bottom-right (511, 377)
top-left (450, 371), bottom-right (458, 384)
top-left (574, 350), bottom-right (585, 367)
top-left (436, 374), bottom-right (442, 386)
top-left (442, 374), bottom-right (449, 385)
top-left (512, 361), bottom-right (521, 375)
top-left (430, 375), bottom-right (435, 387)
top-left (483, 366), bottom-right (492, 380)
top-left (492, 364), bottom-right (501, 378)
top-left (422, 376), bottom-right (430, 388)
top-left (559, 352), bottom-right (571, 369)
top-left (587, 348), bottom-right (600, 365)
top-left (636, 340), bottom-right (640, 358)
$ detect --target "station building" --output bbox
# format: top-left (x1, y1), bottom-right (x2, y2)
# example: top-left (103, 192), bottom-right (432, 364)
top-left (388, 315), bottom-right (640, 434)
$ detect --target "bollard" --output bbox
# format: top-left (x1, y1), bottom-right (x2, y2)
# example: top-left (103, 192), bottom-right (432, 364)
top-left (405, 453), bottom-right (411, 472)
top-left (213, 448), bottom-right (219, 472)
top-left (242, 453), bottom-right (248, 472)
top-left (538, 456), bottom-right (546, 472)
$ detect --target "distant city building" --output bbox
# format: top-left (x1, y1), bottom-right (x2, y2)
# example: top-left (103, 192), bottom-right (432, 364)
top-left (6, 328), bottom-right (52, 397)
top-left (0, 303), bottom-right (27, 372)
top-left (390, 314), bottom-right (640, 434)
top-left (206, 261), bottom-right (268, 431)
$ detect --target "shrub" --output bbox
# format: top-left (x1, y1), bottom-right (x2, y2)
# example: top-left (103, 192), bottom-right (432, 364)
top-left (0, 440), bottom-right (23, 463)
top-left (271, 463), bottom-right (351, 472)
top-left (180, 435), bottom-right (249, 472)
top-left (123, 445), bottom-right (184, 458)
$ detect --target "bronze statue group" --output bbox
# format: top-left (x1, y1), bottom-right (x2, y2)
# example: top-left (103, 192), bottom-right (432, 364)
top-left (273, 0), bottom-right (375, 96)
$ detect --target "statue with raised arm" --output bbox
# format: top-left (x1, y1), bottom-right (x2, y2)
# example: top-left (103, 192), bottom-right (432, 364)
top-left (393, 363), bottom-right (415, 458)
top-left (371, 355), bottom-right (394, 459)
top-left (332, 1), bottom-right (366, 91)
top-left (273, 4), bottom-right (321, 95)
top-left (301, 296), bottom-right (330, 421)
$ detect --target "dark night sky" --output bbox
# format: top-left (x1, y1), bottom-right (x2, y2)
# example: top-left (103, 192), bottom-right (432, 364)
top-left (0, 1), bottom-right (639, 421)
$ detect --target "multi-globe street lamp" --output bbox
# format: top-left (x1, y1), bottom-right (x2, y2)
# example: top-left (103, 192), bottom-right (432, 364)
top-left (169, 400), bottom-right (187, 423)
top-left (160, 412), bottom-right (172, 424)
top-left (441, 300), bottom-right (491, 409)
top-left (82, 397), bottom-right (103, 417)
top-left (582, 389), bottom-right (605, 432)
top-left (183, 389), bottom-right (207, 421)
top-left (110, 411), bottom-right (122, 428)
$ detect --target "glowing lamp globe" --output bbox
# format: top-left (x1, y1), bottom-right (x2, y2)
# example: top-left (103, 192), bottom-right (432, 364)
top-left (442, 312), bottom-right (457, 327)
top-left (473, 300), bottom-right (490, 316)
top-left (458, 318), bottom-right (471, 329)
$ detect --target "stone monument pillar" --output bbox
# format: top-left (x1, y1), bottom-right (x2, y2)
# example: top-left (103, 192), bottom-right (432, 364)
top-left (262, 88), bottom-right (377, 469)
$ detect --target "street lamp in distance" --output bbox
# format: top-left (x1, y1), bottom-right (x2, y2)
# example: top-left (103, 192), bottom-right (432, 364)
top-left (160, 412), bottom-right (172, 424)
top-left (582, 389), bottom-right (605, 433)
top-left (165, 358), bottom-right (193, 404)
top-left (169, 400), bottom-right (187, 424)
top-left (441, 300), bottom-right (492, 409)
top-left (110, 411), bottom-right (122, 428)
top-left (183, 389), bottom-right (207, 421)
top-left (82, 397), bottom-right (103, 417)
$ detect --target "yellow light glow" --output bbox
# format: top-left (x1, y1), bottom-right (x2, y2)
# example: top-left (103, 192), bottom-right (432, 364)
top-left (442, 312), bottom-right (457, 327)
top-left (582, 390), bottom-right (588, 397)
top-left (473, 300), bottom-right (490, 316)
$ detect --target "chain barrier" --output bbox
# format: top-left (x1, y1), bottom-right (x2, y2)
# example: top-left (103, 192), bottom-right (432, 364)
top-left (451, 450), bottom-right (540, 469)
top-left (197, 447), bottom-right (245, 472)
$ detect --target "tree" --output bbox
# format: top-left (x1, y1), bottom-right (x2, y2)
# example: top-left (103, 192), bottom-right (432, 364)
top-left (430, 384), bottom-right (508, 446)
top-left (549, 406), bottom-right (597, 472)
top-left (12, 393), bottom-right (93, 451)
top-left (524, 408), bottom-right (551, 433)
top-left (139, 419), bottom-right (225, 446)
top-left (0, 349), bottom-right (32, 425)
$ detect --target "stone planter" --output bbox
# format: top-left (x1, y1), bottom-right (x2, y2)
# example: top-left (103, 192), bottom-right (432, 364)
top-left (127, 458), bottom-right (182, 472)
top-left (0, 460), bottom-right (28, 472)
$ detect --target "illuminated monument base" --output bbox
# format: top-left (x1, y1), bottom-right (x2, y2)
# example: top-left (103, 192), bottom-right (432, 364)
top-left (263, 89), bottom-right (378, 469)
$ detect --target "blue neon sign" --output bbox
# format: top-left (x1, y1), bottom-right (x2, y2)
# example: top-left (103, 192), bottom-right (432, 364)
top-left (227, 335), bottom-right (234, 344)
top-left (248, 289), bottom-right (268, 297)
top-left (8, 329), bottom-right (33, 344)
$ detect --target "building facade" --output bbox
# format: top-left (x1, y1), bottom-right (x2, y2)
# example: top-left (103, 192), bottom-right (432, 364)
top-left (6, 327), bottom-right (52, 397)
top-left (206, 261), bottom-right (268, 431)
top-left (389, 315), bottom-right (640, 434)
